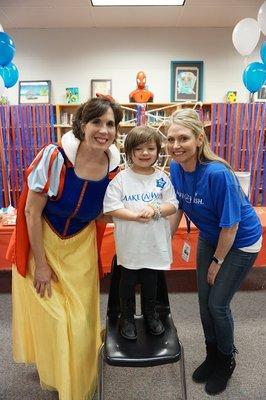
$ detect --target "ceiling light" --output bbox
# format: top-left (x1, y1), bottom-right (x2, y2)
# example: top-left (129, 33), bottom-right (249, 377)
top-left (91, 1), bottom-right (186, 6)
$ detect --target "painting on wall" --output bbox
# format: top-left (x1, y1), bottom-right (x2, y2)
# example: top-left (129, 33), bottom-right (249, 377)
top-left (170, 61), bottom-right (203, 102)
top-left (226, 91), bottom-right (237, 103)
top-left (66, 87), bottom-right (79, 104)
top-left (91, 79), bottom-right (112, 98)
top-left (18, 80), bottom-right (51, 104)
top-left (253, 84), bottom-right (266, 102)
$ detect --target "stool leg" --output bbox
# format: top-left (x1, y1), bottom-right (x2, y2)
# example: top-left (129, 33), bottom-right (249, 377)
top-left (97, 344), bottom-right (104, 400)
top-left (179, 341), bottom-right (187, 400)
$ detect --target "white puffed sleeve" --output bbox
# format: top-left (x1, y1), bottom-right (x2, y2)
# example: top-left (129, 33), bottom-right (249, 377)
top-left (27, 144), bottom-right (65, 197)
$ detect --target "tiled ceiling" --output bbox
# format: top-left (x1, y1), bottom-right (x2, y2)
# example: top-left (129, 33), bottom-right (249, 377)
top-left (0, 0), bottom-right (262, 29)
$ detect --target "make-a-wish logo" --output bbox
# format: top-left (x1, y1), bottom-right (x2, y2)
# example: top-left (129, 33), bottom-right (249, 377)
top-left (122, 192), bottom-right (161, 202)
top-left (156, 178), bottom-right (166, 189)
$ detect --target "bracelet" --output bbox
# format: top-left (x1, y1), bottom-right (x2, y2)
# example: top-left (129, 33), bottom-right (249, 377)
top-left (149, 202), bottom-right (161, 220)
top-left (212, 256), bottom-right (224, 265)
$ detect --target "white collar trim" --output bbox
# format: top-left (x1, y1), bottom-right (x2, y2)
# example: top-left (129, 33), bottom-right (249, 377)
top-left (61, 130), bottom-right (120, 171)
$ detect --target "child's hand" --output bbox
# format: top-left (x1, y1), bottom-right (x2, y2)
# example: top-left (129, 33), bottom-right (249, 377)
top-left (135, 215), bottom-right (151, 223)
top-left (137, 206), bottom-right (155, 222)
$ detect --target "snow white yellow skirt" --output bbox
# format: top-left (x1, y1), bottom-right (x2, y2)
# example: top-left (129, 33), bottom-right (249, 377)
top-left (12, 220), bottom-right (102, 400)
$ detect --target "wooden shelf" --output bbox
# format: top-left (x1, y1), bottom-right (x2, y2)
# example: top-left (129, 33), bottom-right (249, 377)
top-left (54, 124), bottom-right (72, 128)
top-left (55, 104), bottom-right (79, 140)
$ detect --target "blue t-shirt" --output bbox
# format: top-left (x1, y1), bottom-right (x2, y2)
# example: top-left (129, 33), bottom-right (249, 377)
top-left (170, 160), bottom-right (262, 248)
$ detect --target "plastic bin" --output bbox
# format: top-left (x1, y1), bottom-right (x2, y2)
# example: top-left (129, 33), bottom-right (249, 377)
top-left (235, 171), bottom-right (251, 198)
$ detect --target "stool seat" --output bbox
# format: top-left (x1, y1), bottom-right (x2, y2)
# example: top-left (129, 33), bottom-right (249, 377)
top-left (105, 313), bottom-right (181, 367)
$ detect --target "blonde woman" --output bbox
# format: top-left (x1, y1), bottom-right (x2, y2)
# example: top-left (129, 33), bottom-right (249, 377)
top-left (166, 108), bottom-right (262, 396)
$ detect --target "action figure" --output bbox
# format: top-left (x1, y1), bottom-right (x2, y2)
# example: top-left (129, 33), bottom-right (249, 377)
top-left (129, 71), bottom-right (154, 103)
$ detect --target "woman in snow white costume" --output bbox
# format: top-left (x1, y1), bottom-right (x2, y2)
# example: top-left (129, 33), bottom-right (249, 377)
top-left (8, 96), bottom-right (123, 400)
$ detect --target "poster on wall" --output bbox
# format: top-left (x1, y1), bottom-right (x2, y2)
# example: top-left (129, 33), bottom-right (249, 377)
top-left (170, 61), bottom-right (203, 102)
top-left (18, 80), bottom-right (51, 104)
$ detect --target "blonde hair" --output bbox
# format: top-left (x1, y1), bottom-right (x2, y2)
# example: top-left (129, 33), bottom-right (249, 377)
top-left (166, 108), bottom-right (232, 170)
top-left (124, 125), bottom-right (162, 165)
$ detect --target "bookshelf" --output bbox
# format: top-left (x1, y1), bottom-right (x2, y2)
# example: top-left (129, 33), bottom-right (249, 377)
top-left (119, 102), bottom-right (212, 129)
top-left (55, 104), bottom-right (78, 141)
top-left (54, 102), bottom-right (212, 139)
top-left (54, 101), bottom-right (211, 137)
top-left (54, 102), bottom-right (212, 168)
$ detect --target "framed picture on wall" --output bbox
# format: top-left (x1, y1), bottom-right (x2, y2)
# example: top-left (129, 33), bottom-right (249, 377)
top-left (18, 80), bottom-right (51, 104)
top-left (253, 84), bottom-right (266, 102)
top-left (170, 61), bottom-right (203, 102)
top-left (91, 79), bottom-right (112, 98)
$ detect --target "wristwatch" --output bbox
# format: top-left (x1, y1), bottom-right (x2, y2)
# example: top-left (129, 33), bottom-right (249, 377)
top-left (212, 256), bottom-right (224, 265)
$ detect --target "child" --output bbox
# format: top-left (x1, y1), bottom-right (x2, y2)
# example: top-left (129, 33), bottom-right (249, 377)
top-left (103, 125), bottom-right (178, 340)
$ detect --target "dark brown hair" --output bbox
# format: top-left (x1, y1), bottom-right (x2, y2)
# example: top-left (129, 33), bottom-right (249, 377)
top-left (124, 125), bottom-right (162, 164)
top-left (72, 97), bottom-right (123, 140)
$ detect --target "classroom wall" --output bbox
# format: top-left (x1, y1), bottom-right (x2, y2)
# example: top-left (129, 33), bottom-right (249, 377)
top-left (7, 27), bottom-right (261, 104)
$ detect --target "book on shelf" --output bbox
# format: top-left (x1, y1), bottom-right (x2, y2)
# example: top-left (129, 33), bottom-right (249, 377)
top-left (61, 112), bottom-right (73, 126)
top-left (122, 109), bottom-right (136, 125)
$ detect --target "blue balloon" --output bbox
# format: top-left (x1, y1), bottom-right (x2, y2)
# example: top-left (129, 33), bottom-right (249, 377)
top-left (0, 32), bottom-right (16, 66)
top-left (0, 63), bottom-right (19, 88)
top-left (260, 41), bottom-right (266, 65)
top-left (242, 62), bottom-right (266, 93)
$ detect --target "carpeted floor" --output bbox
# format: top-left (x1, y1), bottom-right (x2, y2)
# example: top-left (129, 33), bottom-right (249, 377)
top-left (1, 282), bottom-right (266, 400)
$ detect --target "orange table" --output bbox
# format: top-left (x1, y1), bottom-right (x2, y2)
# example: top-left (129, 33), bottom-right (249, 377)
top-left (100, 207), bottom-right (266, 273)
top-left (1, 207), bottom-right (266, 273)
top-left (0, 222), bottom-right (14, 269)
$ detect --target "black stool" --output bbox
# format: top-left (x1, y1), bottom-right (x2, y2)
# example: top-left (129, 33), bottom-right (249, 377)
top-left (97, 258), bottom-right (187, 399)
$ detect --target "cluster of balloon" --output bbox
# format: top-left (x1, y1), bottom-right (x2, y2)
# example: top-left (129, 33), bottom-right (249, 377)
top-left (232, 2), bottom-right (266, 94)
top-left (0, 25), bottom-right (19, 103)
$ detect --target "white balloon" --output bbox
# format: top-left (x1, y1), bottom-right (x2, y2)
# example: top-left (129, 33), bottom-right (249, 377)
top-left (0, 87), bottom-right (6, 96)
top-left (0, 24), bottom-right (4, 32)
top-left (0, 86), bottom-right (6, 97)
top-left (0, 75), bottom-right (4, 89)
top-left (0, 76), bottom-right (8, 103)
top-left (232, 18), bottom-right (261, 56)
top-left (258, 1), bottom-right (266, 36)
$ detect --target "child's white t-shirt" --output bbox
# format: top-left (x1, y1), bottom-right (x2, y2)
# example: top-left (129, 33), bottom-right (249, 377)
top-left (103, 167), bottom-right (179, 270)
